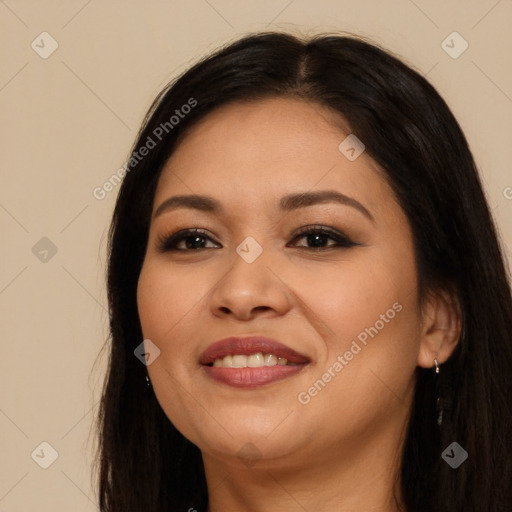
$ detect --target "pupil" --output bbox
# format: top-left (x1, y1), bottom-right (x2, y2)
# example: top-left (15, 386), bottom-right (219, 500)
top-left (308, 234), bottom-right (326, 247)
top-left (187, 236), bottom-right (204, 249)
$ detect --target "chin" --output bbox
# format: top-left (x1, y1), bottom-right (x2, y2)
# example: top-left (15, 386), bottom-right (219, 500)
top-left (198, 431), bottom-right (299, 468)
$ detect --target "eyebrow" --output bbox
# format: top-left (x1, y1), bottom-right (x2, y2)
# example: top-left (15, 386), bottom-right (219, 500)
top-left (153, 190), bottom-right (374, 222)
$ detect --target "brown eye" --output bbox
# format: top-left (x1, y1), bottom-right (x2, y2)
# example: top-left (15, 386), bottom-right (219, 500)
top-left (157, 225), bottom-right (359, 253)
top-left (157, 229), bottom-right (220, 252)
top-left (289, 226), bottom-right (359, 250)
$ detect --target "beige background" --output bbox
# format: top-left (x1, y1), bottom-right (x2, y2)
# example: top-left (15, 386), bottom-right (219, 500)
top-left (1, 0), bottom-right (511, 510)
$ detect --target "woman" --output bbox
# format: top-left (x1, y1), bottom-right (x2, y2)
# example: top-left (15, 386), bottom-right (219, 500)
top-left (96, 31), bottom-right (512, 511)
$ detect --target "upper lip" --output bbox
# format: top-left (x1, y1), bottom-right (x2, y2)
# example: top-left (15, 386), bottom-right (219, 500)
top-left (199, 336), bottom-right (310, 365)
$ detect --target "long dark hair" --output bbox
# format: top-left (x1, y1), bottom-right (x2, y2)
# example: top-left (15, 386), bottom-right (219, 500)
top-left (96, 31), bottom-right (512, 511)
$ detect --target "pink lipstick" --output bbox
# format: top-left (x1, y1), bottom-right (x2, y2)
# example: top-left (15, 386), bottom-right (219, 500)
top-left (199, 336), bottom-right (309, 388)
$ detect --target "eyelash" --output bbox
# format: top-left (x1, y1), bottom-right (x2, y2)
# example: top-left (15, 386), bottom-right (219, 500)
top-left (156, 225), bottom-right (359, 253)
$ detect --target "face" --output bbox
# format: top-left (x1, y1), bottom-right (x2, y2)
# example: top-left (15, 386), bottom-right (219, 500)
top-left (137, 97), bottom-right (424, 470)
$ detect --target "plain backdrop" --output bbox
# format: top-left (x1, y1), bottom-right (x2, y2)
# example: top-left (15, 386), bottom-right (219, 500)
top-left (1, 1), bottom-right (511, 510)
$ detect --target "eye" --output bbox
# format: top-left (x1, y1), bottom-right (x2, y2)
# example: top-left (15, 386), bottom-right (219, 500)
top-left (157, 225), bottom-right (359, 253)
top-left (157, 228), bottom-right (220, 252)
top-left (288, 225), bottom-right (359, 250)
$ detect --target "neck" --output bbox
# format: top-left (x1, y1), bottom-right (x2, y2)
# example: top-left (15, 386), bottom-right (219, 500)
top-left (203, 415), bottom-right (408, 512)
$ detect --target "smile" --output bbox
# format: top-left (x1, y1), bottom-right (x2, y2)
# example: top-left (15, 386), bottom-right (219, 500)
top-left (200, 336), bottom-right (310, 388)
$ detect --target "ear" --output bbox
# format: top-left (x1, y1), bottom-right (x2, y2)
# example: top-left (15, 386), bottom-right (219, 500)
top-left (417, 287), bottom-right (462, 369)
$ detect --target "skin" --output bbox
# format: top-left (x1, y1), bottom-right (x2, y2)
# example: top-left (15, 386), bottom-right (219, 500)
top-left (137, 97), bottom-right (461, 512)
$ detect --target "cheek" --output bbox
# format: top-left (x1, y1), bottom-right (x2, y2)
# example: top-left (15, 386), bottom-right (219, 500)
top-left (137, 261), bottom-right (206, 346)
top-left (306, 256), bottom-right (415, 347)
top-left (136, 261), bottom-right (210, 440)
top-left (297, 257), bottom-right (420, 425)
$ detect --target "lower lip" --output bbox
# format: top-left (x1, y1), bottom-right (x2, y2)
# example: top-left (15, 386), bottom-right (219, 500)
top-left (202, 364), bottom-right (307, 388)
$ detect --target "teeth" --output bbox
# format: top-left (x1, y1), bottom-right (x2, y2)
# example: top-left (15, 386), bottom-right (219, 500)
top-left (213, 355), bottom-right (232, 367)
top-left (211, 353), bottom-right (292, 368)
top-left (264, 354), bottom-right (277, 366)
top-left (247, 353), bottom-right (264, 367)
top-left (232, 355), bottom-right (248, 368)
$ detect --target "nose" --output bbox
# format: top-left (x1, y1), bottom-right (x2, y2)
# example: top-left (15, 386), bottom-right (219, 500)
top-left (209, 247), bottom-right (291, 321)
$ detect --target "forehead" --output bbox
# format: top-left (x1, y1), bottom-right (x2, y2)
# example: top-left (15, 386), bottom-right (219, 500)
top-left (154, 97), bottom-right (393, 217)
top-left (164, 97), bottom-right (347, 173)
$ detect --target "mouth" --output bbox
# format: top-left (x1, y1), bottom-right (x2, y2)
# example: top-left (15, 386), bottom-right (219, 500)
top-left (199, 336), bottom-right (310, 388)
